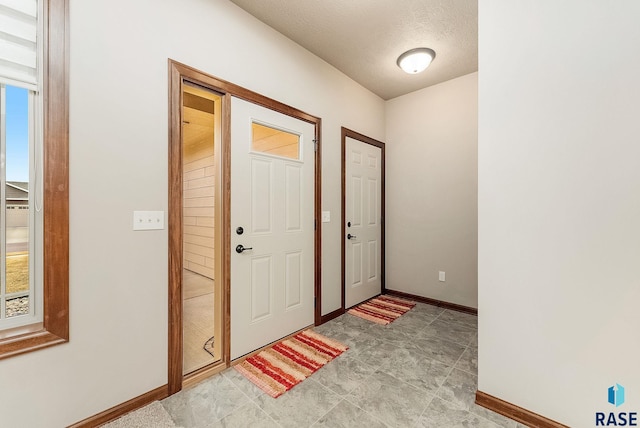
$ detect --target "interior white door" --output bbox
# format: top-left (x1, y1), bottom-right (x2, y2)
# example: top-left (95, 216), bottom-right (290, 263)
top-left (230, 97), bottom-right (315, 360)
top-left (345, 137), bottom-right (382, 308)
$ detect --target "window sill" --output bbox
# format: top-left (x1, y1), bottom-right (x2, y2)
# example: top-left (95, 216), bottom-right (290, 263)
top-left (0, 323), bottom-right (67, 360)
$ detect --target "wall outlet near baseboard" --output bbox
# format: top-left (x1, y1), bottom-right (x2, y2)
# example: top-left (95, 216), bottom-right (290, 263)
top-left (438, 271), bottom-right (446, 282)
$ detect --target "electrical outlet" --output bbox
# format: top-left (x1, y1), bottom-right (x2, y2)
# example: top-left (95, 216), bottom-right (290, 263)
top-left (438, 271), bottom-right (446, 282)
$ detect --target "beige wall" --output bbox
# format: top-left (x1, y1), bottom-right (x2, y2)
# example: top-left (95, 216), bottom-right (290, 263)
top-left (0, 0), bottom-right (385, 426)
top-left (478, 1), bottom-right (640, 426)
top-left (183, 106), bottom-right (215, 280)
top-left (385, 72), bottom-right (478, 308)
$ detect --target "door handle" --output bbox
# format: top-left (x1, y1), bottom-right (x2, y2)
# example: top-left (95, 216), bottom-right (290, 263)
top-left (236, 244), bottom-right (253, 254)
top-left (347, 234), bottom-right (357, 240)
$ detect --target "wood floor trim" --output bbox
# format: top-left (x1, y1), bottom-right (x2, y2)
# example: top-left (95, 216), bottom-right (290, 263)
top-left (320, 308), bottom-right (344, 324)
top-left (475, 391), bottom-right (569, 428)
top-left (183, 361), bottom-right (227, 390)
top-left (385, 289), bottom-right (478, 315)
top-left (68, 384), bottom-right (169, 428)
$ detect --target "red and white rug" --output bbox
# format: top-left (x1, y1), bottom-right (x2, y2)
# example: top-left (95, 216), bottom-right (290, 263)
top-left (234, 330), bottom-right (348, 398)
top-left (347, 295), bottom-right (416, 325)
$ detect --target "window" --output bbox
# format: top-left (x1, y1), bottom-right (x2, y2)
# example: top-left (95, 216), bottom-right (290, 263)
top-left (251, 122), bottom-right (300, 160)
top-left (0, 0), bottom-right (69, 359)
top-left (1, 85), bottom-right (38, 327)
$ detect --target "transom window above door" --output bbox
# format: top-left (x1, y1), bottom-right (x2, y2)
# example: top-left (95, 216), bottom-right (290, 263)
top-left (251, 122), bottom-right (300, 160)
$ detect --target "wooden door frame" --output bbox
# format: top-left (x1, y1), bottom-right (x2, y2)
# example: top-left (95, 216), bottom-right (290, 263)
top-left (340, 127), bottom-right (385, 312)
top-left (168, 60), bottom-right (322, 395)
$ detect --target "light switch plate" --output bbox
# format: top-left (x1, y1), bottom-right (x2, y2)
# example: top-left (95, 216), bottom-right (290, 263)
top-left (133, 211), bottom-right (165, 230)
top-left (439, 271), bottom-right (446, 282)
top-left (322, 211), bottom-right (331, 223)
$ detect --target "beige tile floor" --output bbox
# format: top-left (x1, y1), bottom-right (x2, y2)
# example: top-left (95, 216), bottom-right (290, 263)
top-left (155, 301), bottom-right (527, 428)
top-left (183, 270), bottom-right (217, 374)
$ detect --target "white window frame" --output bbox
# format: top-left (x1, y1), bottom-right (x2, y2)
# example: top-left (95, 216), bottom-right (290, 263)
top-left (0, 84), bottom-right (43, 329)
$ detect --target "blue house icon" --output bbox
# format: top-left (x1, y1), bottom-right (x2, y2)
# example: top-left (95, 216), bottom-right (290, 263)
top-left (608, 384), bottom-right (625, 407)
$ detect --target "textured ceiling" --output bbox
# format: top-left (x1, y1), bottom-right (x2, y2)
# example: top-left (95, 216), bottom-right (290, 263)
top-left (229, 0), bottom-right (478, 100)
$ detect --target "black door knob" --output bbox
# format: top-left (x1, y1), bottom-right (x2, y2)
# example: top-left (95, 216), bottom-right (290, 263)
top-left (236, 244), bottom-right (253, 253)
top-left (347, 233), bottom-right (357, 240)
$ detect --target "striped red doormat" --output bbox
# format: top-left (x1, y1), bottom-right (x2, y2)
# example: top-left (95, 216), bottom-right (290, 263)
top-left (347, 295), bottom-right (416, 325)
top-left (234, 330), bottom-right (348, 398)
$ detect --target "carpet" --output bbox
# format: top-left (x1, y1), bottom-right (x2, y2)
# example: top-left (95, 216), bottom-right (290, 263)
top-left (234, 330), bottom-right (348, 398)
top-left (347, 295), bottom-right (416, 325)
top-left (102, 402), bottom-right (177, 428)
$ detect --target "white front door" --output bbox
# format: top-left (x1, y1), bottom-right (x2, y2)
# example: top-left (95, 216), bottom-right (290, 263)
top-left (345, 136), bottom-right (382, 308)
top-left (230, 97), bottom-right (315, 360)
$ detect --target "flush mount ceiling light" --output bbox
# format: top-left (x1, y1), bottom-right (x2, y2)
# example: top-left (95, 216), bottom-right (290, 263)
top-left (397, 48), bottom-right (436, 74)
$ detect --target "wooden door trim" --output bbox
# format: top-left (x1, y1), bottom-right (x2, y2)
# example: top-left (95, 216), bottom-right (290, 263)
top-left (168, 60), bottom-right (182, 395)
top-left (341, 127), bottom-right (386, 312)
top-left (168, 60), bottom-right (322, 395)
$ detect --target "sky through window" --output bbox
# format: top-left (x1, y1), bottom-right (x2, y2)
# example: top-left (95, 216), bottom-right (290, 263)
top-left (5, 86), bottom-right (30, 182)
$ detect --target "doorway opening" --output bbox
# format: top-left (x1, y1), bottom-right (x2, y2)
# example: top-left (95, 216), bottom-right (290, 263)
top-left (181, 83), bottom-right (222, 374)
top-left (168, 60), bottom-right (323, 395)
top-left (169, 70), bottom-right (229, 394)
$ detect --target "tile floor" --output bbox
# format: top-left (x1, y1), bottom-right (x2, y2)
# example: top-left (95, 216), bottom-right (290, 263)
top-left (160, 302), bottom-right (527, 427)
